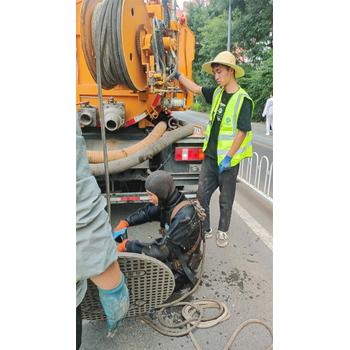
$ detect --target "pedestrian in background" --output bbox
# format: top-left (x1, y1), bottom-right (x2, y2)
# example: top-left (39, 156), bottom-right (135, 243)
top-left (175, 51), bottom-right (253, 248)
top-left (76, 119), bottom-right (129, 349)
top-left (262, 95), bottom-right (273, 135)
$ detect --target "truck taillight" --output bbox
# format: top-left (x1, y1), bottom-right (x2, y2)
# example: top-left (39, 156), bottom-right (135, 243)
top-left (175, 147), bottom-right (204, 161)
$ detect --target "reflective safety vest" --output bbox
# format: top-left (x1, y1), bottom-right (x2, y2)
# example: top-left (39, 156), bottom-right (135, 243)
top-left (202, 86), bottom-right (254, 166)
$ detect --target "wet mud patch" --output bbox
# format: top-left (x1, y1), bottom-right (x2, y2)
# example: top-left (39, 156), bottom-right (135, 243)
top-left (224, 268), bottom-right (248, 291)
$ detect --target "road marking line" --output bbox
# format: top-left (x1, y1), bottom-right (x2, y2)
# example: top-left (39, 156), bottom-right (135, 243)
top-left (252, 139), bottom-right (273, 149)
top-left (233, 202), bottom-right (273, 251)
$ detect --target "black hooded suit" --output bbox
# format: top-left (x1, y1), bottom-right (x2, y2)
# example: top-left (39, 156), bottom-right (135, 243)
top-left (123, 171), bottom-right (202, 288)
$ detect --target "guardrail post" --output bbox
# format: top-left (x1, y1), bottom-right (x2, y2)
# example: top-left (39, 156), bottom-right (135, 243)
top-left (237, 151), bottom-right (273, 201)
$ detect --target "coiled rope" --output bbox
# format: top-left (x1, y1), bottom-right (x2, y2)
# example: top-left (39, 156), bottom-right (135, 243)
top-left (140, 240), bottom-right (273, 350)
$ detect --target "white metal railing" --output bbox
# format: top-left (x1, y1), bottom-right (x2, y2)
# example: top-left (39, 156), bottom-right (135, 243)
top-left (238, 152), bottom-right (273, 201)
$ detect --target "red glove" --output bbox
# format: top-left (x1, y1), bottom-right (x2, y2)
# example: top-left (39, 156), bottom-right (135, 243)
top-left (117, 239), bottom-right (129, 253)
top-left (114, 219), bottom-right (129, 232)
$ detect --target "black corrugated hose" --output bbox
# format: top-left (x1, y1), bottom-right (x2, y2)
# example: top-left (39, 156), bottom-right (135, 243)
top-left (92, 0), bottom-right (135, 90)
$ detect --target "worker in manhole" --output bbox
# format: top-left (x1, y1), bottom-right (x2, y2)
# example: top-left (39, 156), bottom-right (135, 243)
top-left (76, 119), bottom-right (129, 349)
top-left (174, 51), bottom-right (253, 248)
top-left (114, 170), bottom-right (205, 291)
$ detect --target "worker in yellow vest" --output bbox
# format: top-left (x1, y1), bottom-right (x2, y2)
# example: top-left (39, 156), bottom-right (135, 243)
top-left (175, 51), bottom-right (253, 248)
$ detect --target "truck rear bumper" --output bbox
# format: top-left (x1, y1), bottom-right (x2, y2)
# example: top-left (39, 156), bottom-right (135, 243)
top-left (104, 191), bottom-right (197, 204)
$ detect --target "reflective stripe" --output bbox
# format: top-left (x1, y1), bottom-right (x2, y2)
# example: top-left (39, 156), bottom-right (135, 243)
top-left (217, 140), bottom-right (252, 156)
top-left (218, 134), bottom-right (235, 140)
top-left (235, 141), bottom-right (252, 154)
top-left (203, 87), bottom-right (224, 152)
top-left (232, 93), bottom-right (248, 131)
top-left (210, 88), bottom-right (224, 121)
top-left (217, 150), bottom-right (229, 156)
top-left (213, 87), bottom-right (223, 101)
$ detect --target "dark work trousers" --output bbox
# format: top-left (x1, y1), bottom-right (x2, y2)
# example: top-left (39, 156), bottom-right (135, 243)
top-left (197, 156), bottom-right (239, 233)
top-left (76, 304), bottom-right (82, 350)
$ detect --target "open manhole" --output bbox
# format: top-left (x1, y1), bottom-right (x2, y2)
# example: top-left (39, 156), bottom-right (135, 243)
top-left (81, 252), bottom-right (175, 320)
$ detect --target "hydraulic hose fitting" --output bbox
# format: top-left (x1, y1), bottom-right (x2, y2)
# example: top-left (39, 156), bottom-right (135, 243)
top-left (103, 101), bottom-right (126, 131)
top-left (78, 105), bottom-right (97, 127)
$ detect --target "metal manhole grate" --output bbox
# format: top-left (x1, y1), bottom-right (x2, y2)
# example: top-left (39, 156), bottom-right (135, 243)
top-left (80, 252), bottom-right (175, 320)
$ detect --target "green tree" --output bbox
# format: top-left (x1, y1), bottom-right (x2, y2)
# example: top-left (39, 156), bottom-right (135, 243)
top-left (240, 50), bottom-right (273, 120)
top-left (186, 0), bottom-right (273, 120)
top-left (232, 0), bottom-right (272, 64)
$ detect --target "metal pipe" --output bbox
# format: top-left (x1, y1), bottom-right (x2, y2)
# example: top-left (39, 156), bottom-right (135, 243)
top-left (90, 124), bottom-right (194, 176)
top-left (152, 18), bottom-right (161, 72)
top-left (104, 103), bottom-right (125, 131)
top-left (95, 0), bottom-right (112, 220)
top-left (166, 25), bottom-right (181, 84)
top-left (227, 0), bottom-right (232, 51)
top-left (80, 111), bottom-right (94, 126)
top-left (171, 0), bottom-right (176, 21)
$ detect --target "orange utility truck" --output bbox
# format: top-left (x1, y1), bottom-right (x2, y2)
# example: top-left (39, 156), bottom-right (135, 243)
top-left (76, 0), bottom-right (204, 204)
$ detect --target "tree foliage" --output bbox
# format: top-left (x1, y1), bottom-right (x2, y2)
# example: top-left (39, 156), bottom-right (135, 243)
top-left (240, 50), bottom-right (272, 118)
top-left (187, 0), bottom-right (273, 120)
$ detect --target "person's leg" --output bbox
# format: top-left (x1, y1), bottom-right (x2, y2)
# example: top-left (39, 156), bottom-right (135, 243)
top-left (76, 304), bottom-right (82, 350)
top-left (197, 156), bottom-right (219, 233)
top-left (266, 115), bottom-right (270, 135)
top-left (218, 163), bottom-right (240, 233)
top-left (270, 114), bottom-right (273, 132)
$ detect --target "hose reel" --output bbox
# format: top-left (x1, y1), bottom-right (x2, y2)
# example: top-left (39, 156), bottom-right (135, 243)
top-left (81, 0), bottom-right (152, 91)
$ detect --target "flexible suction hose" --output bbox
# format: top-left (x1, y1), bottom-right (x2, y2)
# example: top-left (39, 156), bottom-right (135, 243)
top-left (90, 123), bottom-right (194, 176)
top-left (88, 122), bottom-right (167, 163)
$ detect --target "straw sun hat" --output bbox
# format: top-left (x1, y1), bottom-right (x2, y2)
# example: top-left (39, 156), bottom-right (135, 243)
top-left (202, 51), bottom-right (245, 78)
